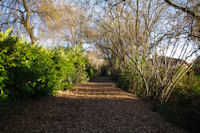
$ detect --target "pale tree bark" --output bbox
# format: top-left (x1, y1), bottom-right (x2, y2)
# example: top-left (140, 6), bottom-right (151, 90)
top-left (92, 0), bottom-right (200, 103)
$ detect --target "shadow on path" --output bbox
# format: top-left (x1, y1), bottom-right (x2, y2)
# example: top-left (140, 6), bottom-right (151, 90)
top-left (0, 76), bottom-right (186, 133)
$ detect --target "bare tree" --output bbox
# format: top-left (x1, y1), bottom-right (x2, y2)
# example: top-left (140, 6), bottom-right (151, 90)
top-left (164, 0), bottom-right (200, 41)
top-left (92, 0), bottom-right (200, 103)
top-left (41, 1), bottom-right (95, 48)
top-left (0, 0), bottom-right (59, 44)
top-left (164, 0), bottom-right (200, 21)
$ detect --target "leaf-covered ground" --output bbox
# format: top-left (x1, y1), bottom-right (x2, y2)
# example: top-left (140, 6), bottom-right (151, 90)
top-left (0, 76), bottom-right (186, 133)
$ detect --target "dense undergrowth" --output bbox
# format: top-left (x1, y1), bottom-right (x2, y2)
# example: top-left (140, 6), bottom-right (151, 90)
top-left (155, 71), bottom-right (200, 133)
top-left (0, 29), bottom-right (94, 113)
top-left (121, 71), bottom-right (200, 133)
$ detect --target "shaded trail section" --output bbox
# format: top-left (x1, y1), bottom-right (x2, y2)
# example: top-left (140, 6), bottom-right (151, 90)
top-left (0, 76), bottom-right (186, 133)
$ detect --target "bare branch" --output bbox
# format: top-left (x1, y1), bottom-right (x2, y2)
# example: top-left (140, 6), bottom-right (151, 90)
top-left (164, 0), bottom-right (200, 21)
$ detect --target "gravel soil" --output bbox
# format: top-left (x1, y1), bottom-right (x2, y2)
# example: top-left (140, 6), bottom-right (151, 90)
top-left (0, 76), bottom-right (187, 133)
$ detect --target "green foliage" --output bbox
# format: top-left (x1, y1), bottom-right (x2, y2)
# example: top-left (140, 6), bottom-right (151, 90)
top-left (85, 60), bottom-right (95, 78)
top-left (118, 68), bottom-right (144, 96)
top-left (0, 29), bottom-right (89, 101)
top-left (51, 46), bottom-right (88, 90)
top-left (175, 71), bottom-right (200, 99)
top-left (118, 74), bottom-right (129, 91)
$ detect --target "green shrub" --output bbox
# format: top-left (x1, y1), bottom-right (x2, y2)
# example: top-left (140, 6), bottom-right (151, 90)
top-left (175, 71), bottom-right (200, 100)
top-left (118, 73), bottom-right (130, 91)
top-left (0, 28), bottom-right (89, 100)
top-left (52, 45), bottom-right (88, 90)
top-left (0, 31), bottom-right (58, 98)
top-left (0, 57), bottom-right (7, 96)
top-left (118, 68), bottom-right (144, 96)
top-left (51, 47), bottom-right (76, 90)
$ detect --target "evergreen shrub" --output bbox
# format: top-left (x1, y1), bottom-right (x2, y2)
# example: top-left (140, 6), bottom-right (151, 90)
top-left (0, 28), bottom-right (89, 100)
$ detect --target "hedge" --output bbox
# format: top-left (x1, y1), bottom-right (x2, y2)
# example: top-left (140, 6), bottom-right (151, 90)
top-left (0, 28), bottom-right (89, 100)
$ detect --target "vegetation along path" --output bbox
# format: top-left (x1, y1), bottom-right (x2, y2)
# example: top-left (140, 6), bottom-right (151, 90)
top-left (0, 76), bottom-right (186, 133)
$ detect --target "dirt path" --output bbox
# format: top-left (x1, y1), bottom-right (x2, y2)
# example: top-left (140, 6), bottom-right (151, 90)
top-left (0, 76), bottom-right (186, 133)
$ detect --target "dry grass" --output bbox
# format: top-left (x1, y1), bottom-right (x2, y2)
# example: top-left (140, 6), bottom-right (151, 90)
top-left (0, 76), bottom-right (187, 133)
